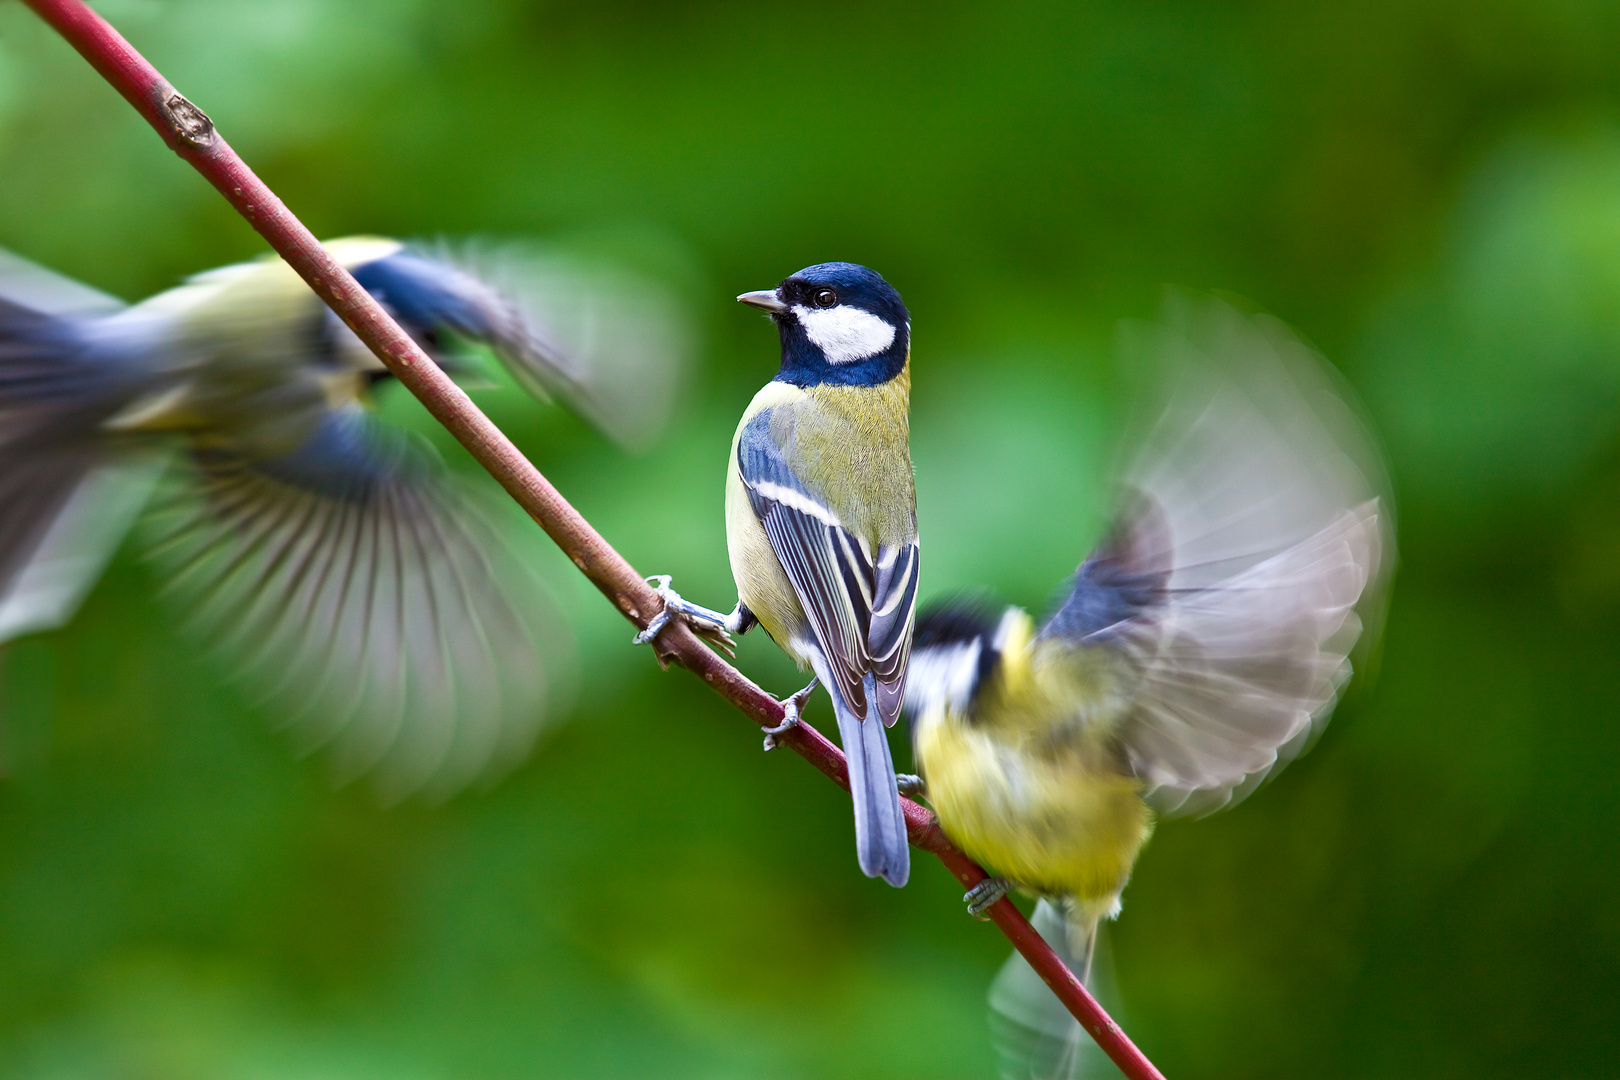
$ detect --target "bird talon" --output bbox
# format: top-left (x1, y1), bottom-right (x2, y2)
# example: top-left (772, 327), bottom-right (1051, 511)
top-left (697, 623), bottom-right (739, 656)
top-left (763, 677), bottom-right (818, 751)
top-left (631, 606), bottom-right (673, 645)
top-left (632, 577), bottom-right (678, 645)
top-left (631, 576), bottom-right (737, 651)
top-left (964, 876), bottom-right (1013, 919)
top-left (761, 715), bottom-right (797, 751)
top-left (896, 773), bottom-right (927, 798)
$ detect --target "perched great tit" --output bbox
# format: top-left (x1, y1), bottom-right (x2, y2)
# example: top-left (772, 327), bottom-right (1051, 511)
top-left (0, 237), bottom-right (686, 800)
top-left (904, 296), bottom-right (1393, 1078)
top-left (636, 262), bottom-right (919, 887)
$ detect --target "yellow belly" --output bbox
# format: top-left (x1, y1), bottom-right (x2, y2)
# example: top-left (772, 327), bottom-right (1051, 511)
top-left (916, 707), bottom-right (1152, 906)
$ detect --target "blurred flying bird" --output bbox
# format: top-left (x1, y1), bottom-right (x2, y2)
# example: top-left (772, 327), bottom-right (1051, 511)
top-left (903, 296), bottom-right (1393, 1078)
top-left (0, 238), bottom-right (688, 800)
top-left (634, 263), bottom-right (918, 887)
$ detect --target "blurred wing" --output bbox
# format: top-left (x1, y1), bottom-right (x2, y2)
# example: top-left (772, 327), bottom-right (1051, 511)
top-left (1050, 296), bottom-right (1394, 818)
top-left (0, 247), bottom-right (126, 318)
top-left (433, 241), bottom-right (691, 451)
top-left (737, 409), bottom-right (918, 726)
top-left (1117, 293), bottom-right (1395, 620)
top-left (143, 406), bottom-right (571, 801)
top-left (1072, 498), bottom-right (1380, 818)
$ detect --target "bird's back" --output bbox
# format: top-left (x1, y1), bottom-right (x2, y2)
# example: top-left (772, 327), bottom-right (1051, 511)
top-left (788, 372), bottom-right (915, 545)
top-left (111, 239), bottom-right (403, 452)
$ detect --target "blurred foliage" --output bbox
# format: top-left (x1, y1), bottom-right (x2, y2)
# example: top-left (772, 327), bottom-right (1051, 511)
top-left (3, 0), bottom-right (1620, 1076)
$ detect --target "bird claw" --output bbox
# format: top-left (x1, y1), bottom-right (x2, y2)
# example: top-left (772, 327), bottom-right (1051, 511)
top-left (964, 876), bottom-right (1014, 920)
top-left (895, 773), bottom-right (927, 798)
top-left (632, 575), bottom-right (737, 655)
top-left (631, 605), bottom-right (675, 647)
top-left (763, 677), bottom-right (818, 751)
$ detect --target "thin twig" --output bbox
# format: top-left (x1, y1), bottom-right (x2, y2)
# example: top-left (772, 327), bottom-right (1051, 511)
top-left (20, 3), bottom-right (1166, 1076)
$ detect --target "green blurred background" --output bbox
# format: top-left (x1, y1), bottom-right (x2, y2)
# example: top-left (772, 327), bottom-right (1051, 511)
top-left (3, 1), bottom-right (1619, 1076)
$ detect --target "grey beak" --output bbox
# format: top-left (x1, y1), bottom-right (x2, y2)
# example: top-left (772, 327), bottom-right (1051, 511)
top-left (737, 289), bottom-right (788, 313)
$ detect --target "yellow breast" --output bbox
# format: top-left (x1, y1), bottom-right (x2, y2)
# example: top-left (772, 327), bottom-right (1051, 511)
top-left (914, 624), bottom-right (1153, 906)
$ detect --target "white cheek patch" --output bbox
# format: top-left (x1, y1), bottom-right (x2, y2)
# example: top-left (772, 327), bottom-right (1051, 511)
top-left (905, 640), bottom-right (984, 715)
top-left (792, 304), bottom-right (897, 364)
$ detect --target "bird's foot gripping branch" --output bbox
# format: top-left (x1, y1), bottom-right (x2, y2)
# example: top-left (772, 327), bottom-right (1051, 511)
top-left (19, 2), bottom-right (1168, 1078)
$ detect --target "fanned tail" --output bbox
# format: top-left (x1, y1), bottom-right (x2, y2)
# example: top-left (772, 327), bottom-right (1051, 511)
top-left (0, 287), bottom-right (154, 642)
top-left (989, 901), bottom-right (1126, 1080)
top-left (0, 454), bottom-right (164, 641)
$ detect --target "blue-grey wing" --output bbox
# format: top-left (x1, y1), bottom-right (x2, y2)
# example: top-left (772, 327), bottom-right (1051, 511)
top-left (736, 408), bottom-right (918, 727)
top-left (1044, 296), bottom-right (1393, 818)
top-left (866, 536), bottom-right (919, 727)
top-left (143, 405), bottom-right (571, 801)
top-left (403, 242), bottom-right (692, 452)
top-left (1057, 498), bottom-right (1380, 820)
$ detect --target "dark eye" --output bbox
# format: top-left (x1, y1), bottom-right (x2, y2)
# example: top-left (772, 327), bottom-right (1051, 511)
top-left (813, 288), bottom-right (837, 308)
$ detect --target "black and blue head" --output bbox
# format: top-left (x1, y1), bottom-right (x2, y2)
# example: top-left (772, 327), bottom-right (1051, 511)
top-left (348, 250), bottom-right (509, 368)
top-left (738, 262), bottom-right (909, 387)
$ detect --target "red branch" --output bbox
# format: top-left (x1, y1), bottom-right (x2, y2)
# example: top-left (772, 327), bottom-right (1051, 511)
top-left (21, 3), bottom-right (1166, 1077)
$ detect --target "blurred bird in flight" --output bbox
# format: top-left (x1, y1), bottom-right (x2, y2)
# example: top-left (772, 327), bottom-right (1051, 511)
top-left (903, 296), bottom-right (1393, 1078)
top-left (0, 237), bottom-right (687, 800)
top-left (635, 262), bottom-right (918, 887)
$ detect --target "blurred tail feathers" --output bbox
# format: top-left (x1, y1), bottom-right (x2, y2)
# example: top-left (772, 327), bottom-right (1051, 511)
top-left (0, 268), bottom-right (150, 644)
top-left (0, 455), bottom-right (164, 641)
top-left (0, 248), bottom-right (123, 319)
top-left (990, 901), bottom-right (1125, 1080)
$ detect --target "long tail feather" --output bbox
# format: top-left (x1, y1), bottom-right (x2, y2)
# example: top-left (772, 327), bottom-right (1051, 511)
top-left (813, 658), bottom-right (910, 886)
top-left (0, 455), bottom-right (165, 641)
